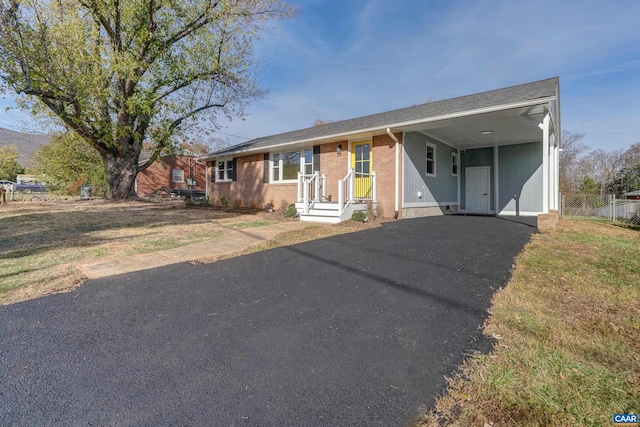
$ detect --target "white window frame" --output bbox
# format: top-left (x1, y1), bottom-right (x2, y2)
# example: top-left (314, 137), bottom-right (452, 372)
top-left (303, 148), bottom-right (314, 175)
top-left (216, 158), bottom-right (234, 182)
top-left (425, 142), bottom-right (436, 177)
top-left (172, 168), bottom-right (184, 183)
top-left (451, 151), bottom-right (459, 177)
top-left (271, 150), bottom-right (304, 183)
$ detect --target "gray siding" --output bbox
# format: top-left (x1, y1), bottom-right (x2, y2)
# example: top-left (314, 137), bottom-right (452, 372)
top-left (403, 132), bottom-right (457, 206)
top-left (498, 142), bottom-right (543, 214)
top-left (460, 147), bottom-right (494, 211)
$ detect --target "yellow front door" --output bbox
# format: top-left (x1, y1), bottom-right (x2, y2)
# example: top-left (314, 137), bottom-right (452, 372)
top-left (351, 140), bottom-right (373, 199)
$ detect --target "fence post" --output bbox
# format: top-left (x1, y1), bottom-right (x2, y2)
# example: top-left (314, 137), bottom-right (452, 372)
top-left (560, 193), bottom-right (565, 217)
top-left (612, 194), bottom-right (616, 223)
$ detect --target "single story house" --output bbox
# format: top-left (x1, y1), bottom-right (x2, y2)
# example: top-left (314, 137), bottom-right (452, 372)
top-left (200, 77), bottom-right (561, 223)
top-left (135, 151), bottom-right (206, 197)
top-left (622, 190), bottom-right (640, 200)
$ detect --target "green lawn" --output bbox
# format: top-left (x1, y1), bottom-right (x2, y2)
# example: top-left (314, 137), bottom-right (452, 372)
top-left (418, 220), bottom-right (640, 426)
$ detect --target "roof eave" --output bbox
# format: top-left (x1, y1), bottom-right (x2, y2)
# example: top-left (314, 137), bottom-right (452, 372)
top-left (199, 95), bottom-right (557, 160)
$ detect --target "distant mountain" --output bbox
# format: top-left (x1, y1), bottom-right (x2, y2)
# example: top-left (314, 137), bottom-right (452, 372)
top-left (0, 127), bottom-right (50, 167)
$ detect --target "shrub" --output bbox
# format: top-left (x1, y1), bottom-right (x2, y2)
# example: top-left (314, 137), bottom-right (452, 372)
top-left (234, 199), bottom-right (242, 209)
top-left (203, 197), bottom-right (212, 207)
top-left (284, 206), bottom-right (298, 218)
top-left (351, 211), bottom-right (367, 222)
top-left (220, 196), bottom-right (229, 207)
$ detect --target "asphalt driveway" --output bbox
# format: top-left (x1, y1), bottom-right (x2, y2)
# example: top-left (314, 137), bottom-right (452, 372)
top-left (0, 215), bottom-right (535, 426)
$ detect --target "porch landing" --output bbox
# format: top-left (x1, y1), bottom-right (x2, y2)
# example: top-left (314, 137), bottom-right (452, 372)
top-left (295, 201), bottom-right (370, 224)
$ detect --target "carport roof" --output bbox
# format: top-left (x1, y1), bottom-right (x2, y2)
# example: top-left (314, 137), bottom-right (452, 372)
top-left (202, 77), bottom-right (559, 158)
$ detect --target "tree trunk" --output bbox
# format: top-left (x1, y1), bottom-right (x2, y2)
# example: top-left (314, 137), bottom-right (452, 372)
top-left (104, 154), bottom-right (139, 199)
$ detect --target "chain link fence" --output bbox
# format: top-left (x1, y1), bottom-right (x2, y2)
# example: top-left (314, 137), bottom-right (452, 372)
top-left (561, 193), bottom-right (640, 225)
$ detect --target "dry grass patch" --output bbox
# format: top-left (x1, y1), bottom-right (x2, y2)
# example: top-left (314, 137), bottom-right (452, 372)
top-left (1, 200), bottom-right (389, 305)
top-left (0, 200), bottom-right (281, 305)
top-left (418, 220), bottom-right (640, 427)
top-left (197, 218), bottom-right (388, 264)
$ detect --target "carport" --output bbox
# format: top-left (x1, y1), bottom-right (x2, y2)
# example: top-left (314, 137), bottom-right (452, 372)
top-left (399, 80), bottom-right (560, 218)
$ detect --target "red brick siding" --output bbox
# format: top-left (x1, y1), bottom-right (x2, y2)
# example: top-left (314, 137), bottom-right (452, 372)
top-left (371, 133), bottom-right (403, 218)
top-left (206, 132), bottom-right (403, 216)
top-left (136, 155), bottom-right (206, 197)
top-left (319, 141), bottom-right (349, 202)
top-left (207, 154), bottom-right (298, 209)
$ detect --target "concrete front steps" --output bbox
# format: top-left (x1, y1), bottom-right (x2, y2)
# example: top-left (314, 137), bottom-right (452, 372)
top-left (295, 201), bottom-right (370, 224)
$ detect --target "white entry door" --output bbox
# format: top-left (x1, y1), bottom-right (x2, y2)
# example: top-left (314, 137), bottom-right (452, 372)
top-left (466, 166), bottom-right (491, 214)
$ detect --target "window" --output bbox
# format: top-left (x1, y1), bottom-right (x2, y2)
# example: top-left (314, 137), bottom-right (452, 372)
top-left (303, 148), bottom-right (313, 175)
top-left (353, 142), bottom-right (371, 174)
top-left (217, 159), bottom-right (234, 181)
top-left (272, 153), bottom-right (280, 182)
top-left (172, 168), bottom-right (184, 183)
top-left (451, 152), bottom-right (459, 176)
top-left (272, 150), bottom-right (301, 182)
top-left (425, 142), bottom-right (436, 176)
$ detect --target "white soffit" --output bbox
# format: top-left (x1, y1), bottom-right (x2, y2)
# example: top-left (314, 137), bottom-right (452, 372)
top-left (406, 104), bottom-right (547, 149)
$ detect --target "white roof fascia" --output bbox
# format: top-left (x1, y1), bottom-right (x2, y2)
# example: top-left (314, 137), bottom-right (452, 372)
top-left (199, 96), bottom-right (557, 160)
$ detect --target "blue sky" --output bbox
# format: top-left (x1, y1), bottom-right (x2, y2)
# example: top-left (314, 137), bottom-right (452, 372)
top-left (2, 0), bottom-right (639, 152)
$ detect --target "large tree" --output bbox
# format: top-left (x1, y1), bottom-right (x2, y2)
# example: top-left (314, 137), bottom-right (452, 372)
top-left (609, 142), bottom-right (640, 196)
top-left (0, 0), bottom-right (292, 198)
top-left (558, 130), bottom-right (587, 193)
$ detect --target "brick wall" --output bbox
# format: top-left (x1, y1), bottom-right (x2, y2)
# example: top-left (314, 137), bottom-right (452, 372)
top-left (372, 133), bottom-right (403, 218)
top-left (136, 155), bottom-right (205, 197)
top-left (207, 154), bottom-right (298, 209)
top-left (206, 132), bottom-right (403, 216)
top-left (319, 141), bottom-right (349, 202)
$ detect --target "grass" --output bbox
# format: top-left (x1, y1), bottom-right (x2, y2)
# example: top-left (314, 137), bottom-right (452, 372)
top-left (417, 220), bottom-right (640, 426)
top-left (0, 200), bottom-right (287, 305)
top-left (15, 200), bottom-right (632, 425)
top-left (225, 220), bottom-right (277, 229)
top-left (0, 200), bottom-right (384, 305)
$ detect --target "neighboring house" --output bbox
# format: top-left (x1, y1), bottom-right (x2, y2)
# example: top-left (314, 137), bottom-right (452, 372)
top-left (622, 190), bottom-right (640, 200)
top-left (200, 77), bottom-right (561, 223)
top-left (135, 151), bottom-right (206, 197)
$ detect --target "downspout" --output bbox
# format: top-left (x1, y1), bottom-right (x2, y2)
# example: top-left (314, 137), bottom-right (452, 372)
top-left (386, 128), bottom-right (400, 219)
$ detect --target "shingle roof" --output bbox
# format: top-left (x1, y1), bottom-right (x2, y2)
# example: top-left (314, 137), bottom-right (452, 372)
top-left (205, 77), bottom-right (559, 157)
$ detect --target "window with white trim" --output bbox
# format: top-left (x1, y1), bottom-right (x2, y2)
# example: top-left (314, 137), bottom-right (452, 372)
top-left (425, 142), bottom-right (436, 177)
top-left (272, 150), bottom-right (301, 182)
top-left (172, 168), bottom-right (184, 183)
top-left (303, 148), bottom-right (313, 175)
top-left (451, 152), bottom-right (459, 176)
top-left (217, 159), bottom-right (234, 181)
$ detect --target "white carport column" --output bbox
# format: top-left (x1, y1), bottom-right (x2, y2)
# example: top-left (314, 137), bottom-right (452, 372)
top-left (553, 138), bottom-right (560, 210)
top-left (541, 114), bottom-right (550, 213)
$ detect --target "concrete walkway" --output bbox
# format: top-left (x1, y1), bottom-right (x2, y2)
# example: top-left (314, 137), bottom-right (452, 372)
top-left (81, 221), bottom-right (313, 279)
